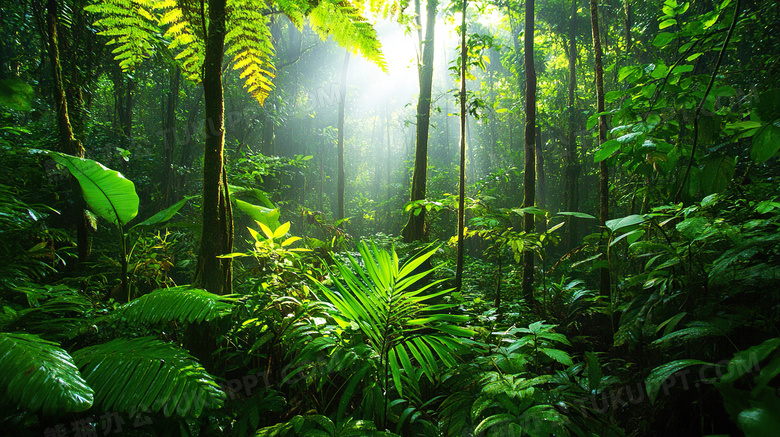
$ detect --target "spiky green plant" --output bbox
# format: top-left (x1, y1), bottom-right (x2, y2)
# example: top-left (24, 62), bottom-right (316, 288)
top-left (310, 242), bottom-right (473, 427)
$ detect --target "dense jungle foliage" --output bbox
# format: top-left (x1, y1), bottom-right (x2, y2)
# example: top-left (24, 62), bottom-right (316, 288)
top-left (1, 0), bottom-right (779, 436)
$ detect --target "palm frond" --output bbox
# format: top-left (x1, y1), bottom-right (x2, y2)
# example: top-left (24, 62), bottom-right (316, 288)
top-left (0, 332), bottom-right (93, 415)
top-left (85, 0), bottom-right (160, 71)
top-left (225, 0), bottom-right (276, 105)
top-left (73, 336), bottom-right (225, 417)
top-left (308, 0), bottom-right (387, 72)
top-left (110, 285), bottom-right (233, 324)
top-left (316, 242), bottom-right (472, 397)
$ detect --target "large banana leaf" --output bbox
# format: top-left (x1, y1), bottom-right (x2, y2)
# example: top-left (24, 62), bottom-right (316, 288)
top-left (73, 337), bottom-right (225, 418)
top-left (0, 332), bottom-right (94, 415)
top-left (110, 285), bottom-right (233, 324)
top-left (44, 151), bottom-right (139, 226)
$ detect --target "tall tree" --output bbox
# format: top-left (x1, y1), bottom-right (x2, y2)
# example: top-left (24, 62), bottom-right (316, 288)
top-left (590, 0), bottom-right (611, 298)
top-left (87, 0), bottom-right (388, 294)
top-left (337, 51), bottom-right (350, 221)
top-left (160, 66), bottom-right (181, 209)
top-left (564, 0), bottom-right (579, 247)
top-left (401, 0), bottom-right (439, 242)
top-left (455, 0), bottom-right (467, 292)
top-left (44, 0), bottom-right (90, 262)
top-left (194, 0), bottom-right (233, 294)
top-left (521, 0), bottom-right (537, 302)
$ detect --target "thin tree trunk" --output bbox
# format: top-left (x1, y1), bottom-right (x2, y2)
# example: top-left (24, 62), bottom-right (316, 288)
top-left (590, 0), bottom-right (611, 299)
top-left (337, 51), bottom-right (350, 221)
top-left (402, 0), bottom-right (438, 242)
top-left (195, 0), bottom-right (232, 295)
top-left (535, 125), bottom-right (545, 233)
top-left (161, 67), bottom-right (181, 208)
top-left (565, 0), bottom-right (580, 247)
top-left (522, 0), bottom-right (537, 303)
top-left (455, 0), bottom-right (467, 293)
top-left (46, 0), bottom-right (89, 263)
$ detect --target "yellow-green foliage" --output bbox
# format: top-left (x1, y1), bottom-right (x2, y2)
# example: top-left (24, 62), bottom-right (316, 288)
top-left (86, 0), bottom-right (390, 105)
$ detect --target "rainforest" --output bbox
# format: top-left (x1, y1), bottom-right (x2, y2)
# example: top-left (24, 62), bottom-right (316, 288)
top-left (0, 0), bottom-right (779, 436)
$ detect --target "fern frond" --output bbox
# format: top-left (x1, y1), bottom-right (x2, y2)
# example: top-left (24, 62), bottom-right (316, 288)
top-left (158, 0), bottom-right (205, 82)
top-left (110, 285), bottom-right (233, 324)
top-left (73, 337), bottom-right (225, 417)
top-left (85, 0), bottom-right (159, 71)
top-left (308, 0), bottom-right (387, 72)
top-left (225, 0), bottom-right (277, 105)
top-left (0, 333), bottom-right (94, 415)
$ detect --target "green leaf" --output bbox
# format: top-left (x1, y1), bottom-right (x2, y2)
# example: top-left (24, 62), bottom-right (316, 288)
top-left (74, 337), bottom-right (225, 417)
top-left (110, 286), bottom-right (233, 324)
top-left (43, 151), bottom-right (139, 226)
top-left (750, 125), bottom-right (780, 163)
top-left (234, 199), bottom-right (281, 232)
top-left (659, 18), bottom-right (677, 29)
top-left (646, 359), bottom-right (709, 403)
top-left (584, 351), bottom-right (602, 391)
top-left (594, 139), bottom-right (621, 162)
top-left (606, 214), bottom-right (646, 232)
top-left (540, 348), bottom-right (573, 366)
top-left (701, 155), bottom-right (736, 194)
top-left (653, 32), bottom-right (676, 47)
top-left (0, 333), bottom-right (93, 415)
top-left (130, 196), bottom-right (192, 231)
top-left (0, 78), bottom-right (35, 111)
top-left (557, 211), bottom-right (597, 219)
top-left (273, 221), bottom-right (291, 239)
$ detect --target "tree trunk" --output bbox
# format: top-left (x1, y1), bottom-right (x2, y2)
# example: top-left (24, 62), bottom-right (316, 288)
top-left (455, 0), bottom-right (467, 292)
top-left (565, 0), bottom-right (580, 248)
top-left (337, 51), bottom-right (350, 221)
top-left (195, 0), bottom-right (233, 295)
top-left (161, 67), bottom-right (180, 208)
top-left (401, 0), bottom-right (438, 242)
top-left (535, 125), bottom-right (545, 233)
top-left (590, 0), bottom-right (611, 299)
top-left (522, 0), bottom-right (537, 303)
top-left (46, 0), bottom-right (89, 263)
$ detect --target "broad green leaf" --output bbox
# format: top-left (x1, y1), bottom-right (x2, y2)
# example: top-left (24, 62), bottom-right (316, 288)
top-left (273, 221), bottom-right (291, 239)
top-left (44, 151), bottom-right (139, 226)
top-left (540, 348), bottom-right (573, 366)
top-left (130, 196), bottom-right (192, 231)
top-left (0, 333), bottom-right (93, 415)
top-left (234, 199), bottom-right (281, 231)
top-left (605, 214), bottom-right (645, 232)
top-left (74, 337), bottom-right (224, 417)
top-left (659, 18), bottom-right (676, 29)
top-left (750, 125), bottom-right (780, 163)
top-left (594, 139), bottom-right (621, 162)
top-left (653, 32), bottom-right (676, 47)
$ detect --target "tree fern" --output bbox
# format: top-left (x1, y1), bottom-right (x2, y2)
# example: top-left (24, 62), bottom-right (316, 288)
top-left (0, 333), bottom-right (93, 415)
top-left (109, 285), bottom-right (234, 324)
top-left (73, 336), bottom-right (225, 417)
top-left (84, 0), bottom-right (160, 71)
